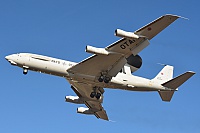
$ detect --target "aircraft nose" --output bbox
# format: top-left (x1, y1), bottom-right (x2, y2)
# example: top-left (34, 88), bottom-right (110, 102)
top-left (5, 55), bottom-right (11, 60)
top-left (5, 54), bottom-right (17, 65)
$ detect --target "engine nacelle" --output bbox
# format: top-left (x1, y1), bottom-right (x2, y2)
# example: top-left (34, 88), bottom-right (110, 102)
top-left (115, 29), bottom-right (139, 39)
top-left (65, 96), bottom-right (84, 104)
top-left (86, 45), bottom-right (109, 55)
top-left (126, 54), bottom-right (142, 73)
top-left (77, 107), bottom-right (94, 115)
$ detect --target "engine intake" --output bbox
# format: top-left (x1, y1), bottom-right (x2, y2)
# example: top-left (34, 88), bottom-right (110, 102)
top-left (86, 45), bottom-right (109, 55)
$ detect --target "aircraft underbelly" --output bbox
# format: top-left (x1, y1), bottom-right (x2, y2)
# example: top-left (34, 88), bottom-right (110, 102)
top-left (18, 58), bottom-right (68, 77)
top-left (67, 74), bottom-right (159, 92)
top-left (107, 82), bottom-right (159, 91)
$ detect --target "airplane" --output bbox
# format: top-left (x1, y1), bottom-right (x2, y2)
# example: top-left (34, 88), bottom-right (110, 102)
top-left (5, 14), bottom-right (195, 121)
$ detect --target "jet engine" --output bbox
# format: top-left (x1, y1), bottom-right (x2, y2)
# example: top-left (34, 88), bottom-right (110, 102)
top-left (126, 54), bottom-right (142, 73)
top-left (65, 96), bottom-right (84, 104)
top-left (115, 29), bottom-right (139, 39)
top-left (77, 107), bottom-right (94, 115)
top-left (85, 45), bottom-right (109, 55)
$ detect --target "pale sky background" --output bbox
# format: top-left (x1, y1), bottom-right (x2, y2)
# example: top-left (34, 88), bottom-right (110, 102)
top-left (1, 0), bottom-right (199, 133)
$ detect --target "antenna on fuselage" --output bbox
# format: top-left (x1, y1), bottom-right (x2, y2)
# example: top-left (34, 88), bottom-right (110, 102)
top-left (157, 63), bottom-right (168, 66)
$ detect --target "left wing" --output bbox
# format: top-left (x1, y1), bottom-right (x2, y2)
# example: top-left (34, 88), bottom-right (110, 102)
top-left (67, 38), bottom-right (148, 81)
top-left (67, 15), bottom-right (180, 81)
top-left (68, 81), bottom-right (109, 120)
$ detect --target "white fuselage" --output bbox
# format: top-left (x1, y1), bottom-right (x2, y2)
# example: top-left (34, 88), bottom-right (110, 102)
top-left (5, 53), bottom-right (165, 92)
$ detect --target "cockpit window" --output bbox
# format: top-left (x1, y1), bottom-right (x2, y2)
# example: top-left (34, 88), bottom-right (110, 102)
top-left (31, 56), bottom-right (50, 61)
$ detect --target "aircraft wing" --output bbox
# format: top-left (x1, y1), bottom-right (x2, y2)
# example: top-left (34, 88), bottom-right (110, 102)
top-left (134, 14), bottom-right (180, 40)
top-left (68, 81), bottom-right (109, 120)
top-left (67, 14), bottom-right (180, 79)
top-left (67, 38), bottom-right (148, 79)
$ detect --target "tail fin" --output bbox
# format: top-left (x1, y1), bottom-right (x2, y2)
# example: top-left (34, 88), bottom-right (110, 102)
top-left (159, 71), bottom-right (195, 102)
top-left (152, 65), bottom-right (174, 84)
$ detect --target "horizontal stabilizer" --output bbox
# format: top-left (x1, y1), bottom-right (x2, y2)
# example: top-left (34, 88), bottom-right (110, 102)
top-left (158, 91), bottom-right (174, 102)
top-left (162, 71), bottom-right (195, 89)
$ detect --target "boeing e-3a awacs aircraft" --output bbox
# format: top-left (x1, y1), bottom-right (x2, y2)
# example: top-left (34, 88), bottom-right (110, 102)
top-left (5, 14), bottom-right (195, 121)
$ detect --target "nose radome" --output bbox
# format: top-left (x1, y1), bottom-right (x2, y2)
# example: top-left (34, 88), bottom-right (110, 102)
top-left (5, 54), bottom-right (17, 65)
top-left (5, 55), bottom-right (11, 60)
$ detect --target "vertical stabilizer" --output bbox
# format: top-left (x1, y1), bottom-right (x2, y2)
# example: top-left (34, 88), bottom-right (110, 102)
top-left (152, 65), bottom-right (174, 84)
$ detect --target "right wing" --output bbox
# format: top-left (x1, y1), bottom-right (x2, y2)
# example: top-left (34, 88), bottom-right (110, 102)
top-left (68, 80), bottom-right (109, 120)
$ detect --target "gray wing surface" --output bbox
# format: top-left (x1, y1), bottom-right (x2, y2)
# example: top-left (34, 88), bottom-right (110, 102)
top-left (134, 14), bottom-right (180, 40)
top-left (67, 37), bottom-right (148, 79)
top-left (67, 15), bottom-right (180, 79)
top-left (69, 81), bottom-right (108, 120)
top-left (68, 53), bottom-right (127, 78)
